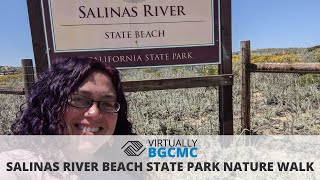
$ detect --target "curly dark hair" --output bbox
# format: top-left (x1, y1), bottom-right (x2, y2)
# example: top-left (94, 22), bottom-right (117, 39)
top-left (11, 57), bottom-right (133, 135)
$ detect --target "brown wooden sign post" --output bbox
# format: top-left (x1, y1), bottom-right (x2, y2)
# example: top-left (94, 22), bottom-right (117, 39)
top-left (26, 0), bottom-right (49, 77)
top-left (26, 0), bottom-right (233, 134)
top-left (218, 0), bottom-right (233, 134)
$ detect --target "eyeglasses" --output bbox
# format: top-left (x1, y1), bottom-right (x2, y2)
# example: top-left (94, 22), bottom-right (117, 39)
top-left (67, 94), bottom-right (120, 113)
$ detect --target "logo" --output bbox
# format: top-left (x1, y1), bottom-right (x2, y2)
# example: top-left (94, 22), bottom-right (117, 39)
top-left (121, 141), bottom-right (146, 156)
top-left (147, 139), bottom-right (198, 158)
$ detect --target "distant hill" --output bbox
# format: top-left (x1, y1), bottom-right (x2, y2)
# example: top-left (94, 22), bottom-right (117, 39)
top-left (233, 45), bottom-right (320, 63)
top-left (234, 45), bottom-right (320, 54)
top-left (307, 45), bottom-right (320, 52)
top-left (0, 66), bottom-right (22, 74)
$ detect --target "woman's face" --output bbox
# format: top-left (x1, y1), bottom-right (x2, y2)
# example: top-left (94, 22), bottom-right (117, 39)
top-left (63, 71), bottom-right (118, 135)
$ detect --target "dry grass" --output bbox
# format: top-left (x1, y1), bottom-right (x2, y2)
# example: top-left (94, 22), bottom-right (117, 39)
top-left (0, 94), bottom-right (24, 134)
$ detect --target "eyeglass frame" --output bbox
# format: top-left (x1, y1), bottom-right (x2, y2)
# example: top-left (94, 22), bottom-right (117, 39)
top-left (67, 94), bottom-right (120, 113)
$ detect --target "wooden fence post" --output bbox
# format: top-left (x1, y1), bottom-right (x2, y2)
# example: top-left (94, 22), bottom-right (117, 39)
top-left (22, 59), bottom-right (35, 95)
top-left (241, 41), bottom-right (251, 134)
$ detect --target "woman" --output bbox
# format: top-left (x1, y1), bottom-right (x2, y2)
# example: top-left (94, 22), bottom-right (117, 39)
top-left (11, 57), bottom-right (134, 135)
top-left (4, 57), bottom-right (139, 179)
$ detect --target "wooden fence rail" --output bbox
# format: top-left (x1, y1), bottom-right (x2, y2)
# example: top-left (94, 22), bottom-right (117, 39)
top-left (124, 75), bottom-right (233, 92)
top-left (0, 86), bottom-right (24, 95)
top-left (248, 63), bottom-right (320, 74)
top-left (240, 40), bottom-right (320, 134)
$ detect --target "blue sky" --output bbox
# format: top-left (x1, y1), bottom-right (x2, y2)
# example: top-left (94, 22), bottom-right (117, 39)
top-left (0, 0), bottom-right (320, 66)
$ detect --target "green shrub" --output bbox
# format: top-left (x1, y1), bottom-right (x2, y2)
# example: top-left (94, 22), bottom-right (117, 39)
top-left (196, 66), bottom-right (218, 76)
top-left (297, 74), bottom-right (320, 87)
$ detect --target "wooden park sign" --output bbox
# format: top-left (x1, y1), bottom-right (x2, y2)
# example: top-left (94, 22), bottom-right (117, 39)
top-left (35, 0), bottom-right (221, 68)
top-left (27, 0), bottom-right (233, 134)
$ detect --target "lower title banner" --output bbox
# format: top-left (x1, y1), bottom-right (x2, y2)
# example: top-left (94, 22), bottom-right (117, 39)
top-left (0, 136), bottom-right (319, 179)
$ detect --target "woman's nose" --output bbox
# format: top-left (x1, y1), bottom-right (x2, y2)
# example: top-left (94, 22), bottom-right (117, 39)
top-left (84, 102), bottom-right (101, 120)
